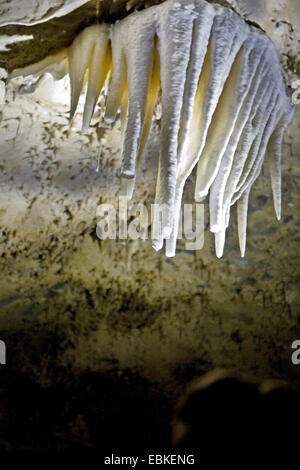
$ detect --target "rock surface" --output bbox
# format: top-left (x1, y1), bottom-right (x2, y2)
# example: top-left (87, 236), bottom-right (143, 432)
top-left (0, 0), bottom-right (90, 26)
top-left (0, 0), bottom-right (299, 392)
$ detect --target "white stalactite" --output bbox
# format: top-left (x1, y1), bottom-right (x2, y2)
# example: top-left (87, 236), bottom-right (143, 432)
top-left (8, 0), bottom-right (294, 258)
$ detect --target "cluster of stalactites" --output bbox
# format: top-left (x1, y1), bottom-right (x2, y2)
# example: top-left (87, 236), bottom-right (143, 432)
top-left (10, 0), bottom-right (294, 258)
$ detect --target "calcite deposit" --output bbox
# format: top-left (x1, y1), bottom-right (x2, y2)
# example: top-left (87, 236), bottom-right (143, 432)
top-left (8, 0), bottom-right (295, 258)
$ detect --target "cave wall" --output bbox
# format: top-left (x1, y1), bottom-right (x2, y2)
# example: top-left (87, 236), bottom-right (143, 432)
top-left (0, 0), bottom-right (299, 390)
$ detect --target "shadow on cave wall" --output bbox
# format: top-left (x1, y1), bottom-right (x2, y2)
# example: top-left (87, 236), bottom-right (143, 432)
top-left (0, 367), bottom-right (173, 451)
top-left (1, 363), bottom-right (300, 455)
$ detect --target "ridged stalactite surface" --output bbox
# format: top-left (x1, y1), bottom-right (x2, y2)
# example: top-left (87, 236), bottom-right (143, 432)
top-left (10, 0), bottom-right (294, 258)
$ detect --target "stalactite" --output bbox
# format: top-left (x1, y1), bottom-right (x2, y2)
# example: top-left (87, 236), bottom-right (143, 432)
top-left (9, 0), bottom-right (294, 257)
